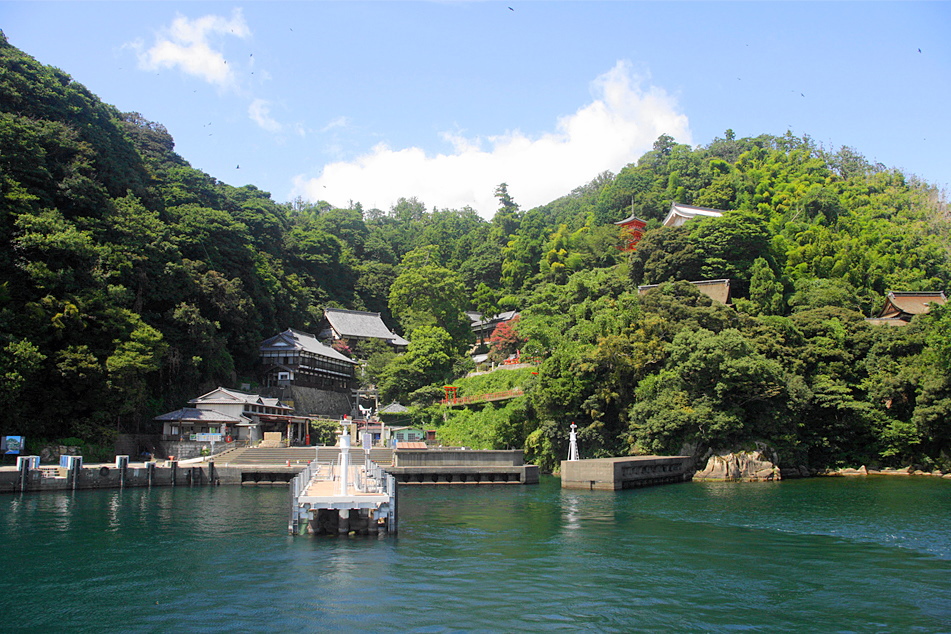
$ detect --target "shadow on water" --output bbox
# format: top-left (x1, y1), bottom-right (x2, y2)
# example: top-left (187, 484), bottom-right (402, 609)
top-left (0, 477), bottom-right (949, 632)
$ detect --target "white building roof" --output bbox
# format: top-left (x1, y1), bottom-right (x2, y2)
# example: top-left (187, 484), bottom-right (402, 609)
top-left (662, 203), bottom-right (725, 228)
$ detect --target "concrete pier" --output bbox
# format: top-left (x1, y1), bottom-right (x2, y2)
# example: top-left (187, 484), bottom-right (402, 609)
top-left (561, 456), bottom-right (693, 490)
top-left (387, 449), bottom-right (539, 485)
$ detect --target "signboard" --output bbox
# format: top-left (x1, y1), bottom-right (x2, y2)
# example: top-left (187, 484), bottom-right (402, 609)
top-left (2, 436), bottom-right (24, 455)
top-left (192, 433), bottom-right (224, 442)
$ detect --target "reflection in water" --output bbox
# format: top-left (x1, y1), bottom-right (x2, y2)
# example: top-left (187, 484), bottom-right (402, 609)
top-left (561, 490), bottom-right (581, 532)
top-left (107, 491), bottom-right (120, 531)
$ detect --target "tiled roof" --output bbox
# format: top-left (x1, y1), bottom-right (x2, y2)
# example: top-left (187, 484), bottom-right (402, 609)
top-left (469, 310), bottom-right (519, 328)
top-left (379, 402), bottom-right (409, 414)
top-left (638, 279), bottom-right (731, 304)
top-left (324, 308), bottom-right (409, 347)
top-left (259, 328), bottom-right (358, 364)
top-left (614, 213), bottom-right (647, 226)
top-left (189, 386), bottom-right (293, 411)
top-left (154, 407), bottom-right (245, 423)
top-left (878, 291), bottom-right (947, 318)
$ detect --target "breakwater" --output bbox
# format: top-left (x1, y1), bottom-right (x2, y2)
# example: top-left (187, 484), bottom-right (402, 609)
top-left (561, 455), bottom-right (693, 490)
top-left (387, 449), bottom-right (539, 485)
top-left (0, 446), bottom-right (541, 494)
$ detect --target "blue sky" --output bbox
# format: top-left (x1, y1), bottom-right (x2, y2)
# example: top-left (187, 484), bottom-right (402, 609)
top-left (3, 2), bottom-right (949, 217)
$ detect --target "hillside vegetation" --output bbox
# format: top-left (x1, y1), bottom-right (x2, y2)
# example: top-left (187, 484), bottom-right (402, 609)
top-left (2, 33), bottom-right (949, 470)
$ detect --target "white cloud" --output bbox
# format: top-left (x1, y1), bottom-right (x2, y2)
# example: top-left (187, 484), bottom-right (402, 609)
top-left (249, 99), bottom-right (283, 133)
top-left (135, 9), bottom-right (250, 89)
top-left (321, 116), bottom-right (350, 133)
top-left (292, 61), bottom-right (690, 217)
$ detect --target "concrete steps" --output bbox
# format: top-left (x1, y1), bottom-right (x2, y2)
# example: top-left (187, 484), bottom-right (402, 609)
top-left (211, 446), bottom-right (249, 462)
top-left (220, 447), bottom-right (317, 466)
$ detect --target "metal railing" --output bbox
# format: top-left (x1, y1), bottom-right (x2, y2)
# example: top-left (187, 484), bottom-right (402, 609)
top-left (441, 388), bottom-right (524, 406)
top-left (288, 457), bottom-right (397, 535)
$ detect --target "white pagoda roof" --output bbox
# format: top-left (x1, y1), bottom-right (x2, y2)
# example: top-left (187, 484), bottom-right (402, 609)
top-left (662, 203), bottom-right (725, 228)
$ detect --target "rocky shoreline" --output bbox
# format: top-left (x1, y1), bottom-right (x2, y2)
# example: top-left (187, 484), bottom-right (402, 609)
top-left (689, 444), bottom-right (951, 482)
top-left (823, 465), bottom-right (951, 479)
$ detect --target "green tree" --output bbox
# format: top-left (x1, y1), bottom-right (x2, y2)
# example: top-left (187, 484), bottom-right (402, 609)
top-left (628, 328), bottom-right (792, 454)
top-left (492, 182), bottom-right (520, 238)
top-left (378, 325), bottom-right (456, 403)
top-left (745, 257), bottom-right (785, 315)
top-left (388, 246), bottom-right (471, 350)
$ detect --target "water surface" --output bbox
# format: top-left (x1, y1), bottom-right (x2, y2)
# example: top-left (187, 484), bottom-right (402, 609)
top-left (1, 477), bottom-right (948, 632)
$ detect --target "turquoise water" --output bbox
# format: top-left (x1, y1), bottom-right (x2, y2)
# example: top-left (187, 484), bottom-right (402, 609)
top-left (1, 477), bottom-right (949, 632)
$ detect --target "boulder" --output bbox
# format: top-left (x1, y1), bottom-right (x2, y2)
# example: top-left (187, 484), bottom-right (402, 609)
top-left (836, 466), bottom-right (868, 476)
top-left (693, 449), bottom-right (781, 482)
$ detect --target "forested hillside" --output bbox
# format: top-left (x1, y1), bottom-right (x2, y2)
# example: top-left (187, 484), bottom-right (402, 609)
top-left (2, 34), bottom-right (949, 470)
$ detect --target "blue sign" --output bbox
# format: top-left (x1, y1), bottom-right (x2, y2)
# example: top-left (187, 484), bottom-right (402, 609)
top-left (2, 436), bottom-right (24, 455)
top-left (192, 433), bottom-right (224, 442)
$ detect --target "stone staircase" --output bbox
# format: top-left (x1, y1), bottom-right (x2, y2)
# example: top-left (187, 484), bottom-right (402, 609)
top-left (216, 447), bottom-right (315, 466)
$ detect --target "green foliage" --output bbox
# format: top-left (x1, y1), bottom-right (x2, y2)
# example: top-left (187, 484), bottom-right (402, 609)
top-left (628, 328), bottom-right (791, 454)
top-left (436, 399), bottom-right (532, 450)
top-left (388, 246), bottom-right (471, 349)
top-left (745, 257), bottom-right (785, 316)
top-left (378, 326), bottom-right (457, 403)
top-left (309, 419), bottom-right (341, 446)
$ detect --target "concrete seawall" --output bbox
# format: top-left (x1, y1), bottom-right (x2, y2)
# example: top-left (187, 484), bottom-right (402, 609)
top-left (1, 448), bottom-right (542, 493)
top-left (0, 461), bottom-right (310, 494)
top-left (386, 449), bottom-right (539, 485)
top-left (561, 456), bottom-right (693, 490)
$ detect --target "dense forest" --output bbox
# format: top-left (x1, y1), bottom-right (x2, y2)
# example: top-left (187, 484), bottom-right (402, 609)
top-left (2, 33), bottom-right (950, 471)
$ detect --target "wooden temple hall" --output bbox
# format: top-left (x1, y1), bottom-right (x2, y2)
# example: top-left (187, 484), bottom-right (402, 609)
top-left (866, 291), bottom-right (947, 326)
top-left (259, 328), bottom-right (358, 392)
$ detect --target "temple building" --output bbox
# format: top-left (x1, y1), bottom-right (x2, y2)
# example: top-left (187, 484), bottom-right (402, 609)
top-left (154, 386), bottom-right (302, 448)
top-left (321, 308), bottom-right (409, 350)
top-left (662, 202), bottom-right (725, 227)
top-left (866, 291), bottom-right (947, 326)
top-left (638, 279), bottom-right (732, 305)
top-left (257, 328), bottom-right (358, 417)
top-left (614, 213), bottom-right (647, 252)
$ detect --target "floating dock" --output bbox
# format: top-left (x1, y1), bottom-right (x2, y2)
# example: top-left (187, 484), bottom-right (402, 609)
top-left (561, 455), bottom-right (693, 490)
top-left (288, 430), bottom-right (397, 535)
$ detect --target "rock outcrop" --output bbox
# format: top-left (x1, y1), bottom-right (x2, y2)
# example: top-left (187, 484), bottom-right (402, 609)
top-left (692, 447), bottom-right (781, 482)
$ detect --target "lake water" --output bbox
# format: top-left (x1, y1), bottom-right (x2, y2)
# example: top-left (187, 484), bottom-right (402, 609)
top-left (1, 476), bottom-right (949, 632)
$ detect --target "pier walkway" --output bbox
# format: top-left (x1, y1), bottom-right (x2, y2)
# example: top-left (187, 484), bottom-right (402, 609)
top-left (288, 436), bottom-right (397, 536)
